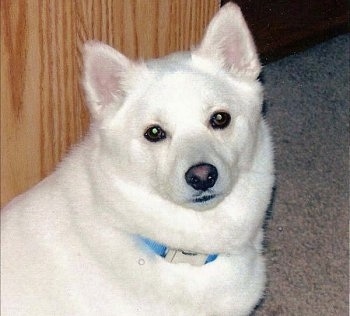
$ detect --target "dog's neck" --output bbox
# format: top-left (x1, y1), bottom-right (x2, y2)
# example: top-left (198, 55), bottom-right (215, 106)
top-left (139, 236), bottom-right (218, 266)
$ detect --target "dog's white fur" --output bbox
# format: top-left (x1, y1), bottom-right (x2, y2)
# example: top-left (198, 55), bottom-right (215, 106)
top-left (1, 4), bottom-right (274, 315)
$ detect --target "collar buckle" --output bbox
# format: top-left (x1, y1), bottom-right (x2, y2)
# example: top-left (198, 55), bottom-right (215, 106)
top-left (140, 236), bottom-right (218, 266)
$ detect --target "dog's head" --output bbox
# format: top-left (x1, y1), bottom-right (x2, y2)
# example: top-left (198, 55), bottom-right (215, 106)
top-left (82, 3), bottom-right (263, 211)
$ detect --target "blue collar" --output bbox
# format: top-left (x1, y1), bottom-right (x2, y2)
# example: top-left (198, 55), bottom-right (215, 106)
top-left (139, 236), bottom-right (218, 265)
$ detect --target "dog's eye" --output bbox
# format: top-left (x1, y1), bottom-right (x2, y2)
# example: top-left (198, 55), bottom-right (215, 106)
top-left (144, 125), bottom-right (166, 142)
top-left (210, 111), bottom-right (231, 129)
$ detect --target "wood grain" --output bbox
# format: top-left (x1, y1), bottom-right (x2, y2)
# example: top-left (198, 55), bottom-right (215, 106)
top-left (1, 0), bottom-right (219, 207)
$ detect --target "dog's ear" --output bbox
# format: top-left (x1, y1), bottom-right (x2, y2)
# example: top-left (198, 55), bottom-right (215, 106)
top-left (82, 41), bottom-right (134, 119)
top-left (193, 3), bottom-right (260, 80)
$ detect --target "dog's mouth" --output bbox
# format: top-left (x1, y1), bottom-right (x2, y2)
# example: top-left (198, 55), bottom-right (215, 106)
top-left (192, 194), bottom-right (216, 203)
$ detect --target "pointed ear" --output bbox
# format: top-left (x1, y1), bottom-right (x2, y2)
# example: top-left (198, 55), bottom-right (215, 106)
top-left (193, 3), bottom-right (261, 79)
top-left (82, 41), bottom-right (133, 118)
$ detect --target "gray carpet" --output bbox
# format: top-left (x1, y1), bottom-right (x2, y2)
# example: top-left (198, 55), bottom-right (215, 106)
top-left (255, 34), bottom-right (349, 315)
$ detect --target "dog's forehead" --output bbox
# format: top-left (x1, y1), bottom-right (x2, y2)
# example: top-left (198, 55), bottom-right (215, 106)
top-left (124, 66), bottom-right (263, 127)
top-left (144, 72), bottom-right (226, 111)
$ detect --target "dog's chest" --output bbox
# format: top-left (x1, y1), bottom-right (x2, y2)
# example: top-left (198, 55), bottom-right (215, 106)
top-left (1, 193), bottom-right (264, 316)
top-left (83, 236), bottom-right (264, 315)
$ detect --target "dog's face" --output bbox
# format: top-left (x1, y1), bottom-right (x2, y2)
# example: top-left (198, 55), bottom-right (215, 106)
top-left (82, 4), bottom-right (262, 211)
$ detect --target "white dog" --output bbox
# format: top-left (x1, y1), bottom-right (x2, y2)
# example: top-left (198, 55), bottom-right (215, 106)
top-left (1, 3), bottom-right (274, 315)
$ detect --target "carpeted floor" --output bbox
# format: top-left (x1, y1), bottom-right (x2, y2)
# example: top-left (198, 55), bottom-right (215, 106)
top-left (255, 34), bottom-right (349, 315)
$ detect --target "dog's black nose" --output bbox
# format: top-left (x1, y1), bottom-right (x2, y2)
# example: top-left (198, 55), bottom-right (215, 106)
top-left (185, 163), bottom-right (218, 191)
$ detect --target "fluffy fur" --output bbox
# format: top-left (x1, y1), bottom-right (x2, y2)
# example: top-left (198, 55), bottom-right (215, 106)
top-left (1, 3), bottom-right (274, 315)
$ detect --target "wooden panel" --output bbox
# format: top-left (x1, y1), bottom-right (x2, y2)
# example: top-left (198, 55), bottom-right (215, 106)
top-left (222, 0), bottom-right (349, 62)
top-left (0, 0), bottom-right (220, 207)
